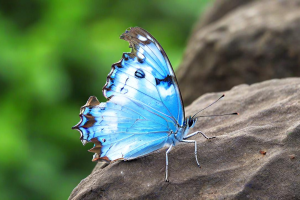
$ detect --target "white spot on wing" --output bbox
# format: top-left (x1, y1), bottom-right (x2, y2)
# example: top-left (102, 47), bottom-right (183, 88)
top-left (160, 85), bottom-right (174, 98)
top-left (137, 34), bottom-right (147, 41)
top-left (137, 52), bottom-right (145, 60)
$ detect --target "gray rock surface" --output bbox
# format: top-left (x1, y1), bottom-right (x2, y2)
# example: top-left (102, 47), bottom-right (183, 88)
top-left (192, 0), bottom-right (254, 31)
top-left (69, 78), bottom-right (300, 200)
top-left (178, 0), bottom-right (300, 105)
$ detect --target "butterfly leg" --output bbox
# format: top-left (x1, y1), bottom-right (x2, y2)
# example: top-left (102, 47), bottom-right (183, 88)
top-left (181, 139), bottom-right (200, 167)
top-left (184, 131), bottom-right (216, 140)
top-left (165, 144), bottom-right (173, 182)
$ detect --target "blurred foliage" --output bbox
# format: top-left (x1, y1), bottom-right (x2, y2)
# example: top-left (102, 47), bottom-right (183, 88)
top-left (0, 0), bottom-right (212, 199)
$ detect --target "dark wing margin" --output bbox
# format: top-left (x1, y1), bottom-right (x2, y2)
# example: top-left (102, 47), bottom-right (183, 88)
top-left (72, 96), bottom-right (100, 145)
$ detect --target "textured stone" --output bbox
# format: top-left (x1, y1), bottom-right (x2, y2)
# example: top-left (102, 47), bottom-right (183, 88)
top-left (178, 0), bottom-right (300, 105)
top-left (192, 0), bottom-right (254, 31)
top-left (69, 78), bottom-right (300, 200)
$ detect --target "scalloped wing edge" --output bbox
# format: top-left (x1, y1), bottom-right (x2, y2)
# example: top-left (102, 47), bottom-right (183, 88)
top-left (72, 96), bottom-right (113, 162)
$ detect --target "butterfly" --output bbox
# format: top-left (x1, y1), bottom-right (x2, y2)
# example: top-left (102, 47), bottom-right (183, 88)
top-left (72, 27), bottom-right (236, 181)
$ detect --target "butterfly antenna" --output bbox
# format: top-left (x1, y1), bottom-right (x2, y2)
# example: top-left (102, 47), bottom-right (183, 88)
top-left (192, 94), bottom-right (225, 119)
top-left (195, 112), bottom-right (239, 119)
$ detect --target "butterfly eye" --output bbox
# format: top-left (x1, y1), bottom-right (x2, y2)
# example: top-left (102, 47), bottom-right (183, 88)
top-left (188, 118), bottom-right (194, 127)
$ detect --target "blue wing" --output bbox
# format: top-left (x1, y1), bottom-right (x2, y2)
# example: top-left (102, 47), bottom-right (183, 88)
top-left (73, 27), bottom-right (185, 162)
top-left (106, 27), bottom-right (185, 125)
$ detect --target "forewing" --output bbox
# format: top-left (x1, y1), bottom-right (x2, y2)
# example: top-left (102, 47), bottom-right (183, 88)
top-left (104, 27), bottom-right (185, 125)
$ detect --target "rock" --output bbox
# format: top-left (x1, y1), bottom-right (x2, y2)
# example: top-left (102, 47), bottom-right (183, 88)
top-left (177, 0), bottom-right (300, 105)
top-left (69, 78), bottom-right (300, 200)
top-left (192, 0), bottom-right (254, 31)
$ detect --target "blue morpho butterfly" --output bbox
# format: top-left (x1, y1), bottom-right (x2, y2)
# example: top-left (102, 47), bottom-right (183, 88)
top-left (72, 27), bottom-right (237, 181)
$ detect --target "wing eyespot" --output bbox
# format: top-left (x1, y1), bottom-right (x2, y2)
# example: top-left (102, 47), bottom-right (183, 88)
top-left (134, 69), bottom-right (145, 79)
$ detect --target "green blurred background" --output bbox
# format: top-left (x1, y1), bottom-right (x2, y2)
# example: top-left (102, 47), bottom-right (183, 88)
top-left (0, 0), bottom-right (212, 199)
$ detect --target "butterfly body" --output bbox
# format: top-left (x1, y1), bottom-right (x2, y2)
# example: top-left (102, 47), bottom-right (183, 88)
top-left (73, 27), bottom-right (208, 181)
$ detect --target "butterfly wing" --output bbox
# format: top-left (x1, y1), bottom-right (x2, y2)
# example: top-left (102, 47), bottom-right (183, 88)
top-left (73, 27), bottom-right (185, 162)
top-left (117, 27), bottom-right (185, 125)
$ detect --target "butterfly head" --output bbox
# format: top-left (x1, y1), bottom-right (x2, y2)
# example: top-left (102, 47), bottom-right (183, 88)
top-left (187, 116), bottom-right (197, 128)
top-left (176, 116), bottom-right (197, 141)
